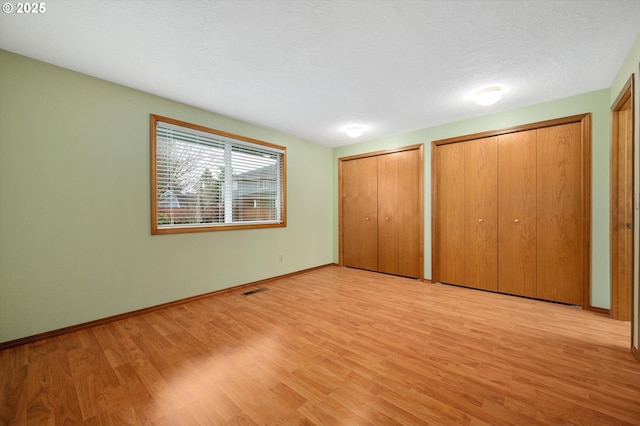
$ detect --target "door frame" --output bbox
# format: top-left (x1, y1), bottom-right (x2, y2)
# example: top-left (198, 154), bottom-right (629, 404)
top-left (338, 144), bottom-right (424, 279)
top-left (432, 113), bottom-right (592, 309)
top-left (637, 66), bottom-right (640, 363)
top-left (611, 74), bottom-right (635, 324)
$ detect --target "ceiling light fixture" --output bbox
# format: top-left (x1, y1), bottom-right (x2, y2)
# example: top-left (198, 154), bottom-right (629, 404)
top-left (475, 86), bottom-right (503, 106)
top-left (346, 125), bottom-right (364, 138)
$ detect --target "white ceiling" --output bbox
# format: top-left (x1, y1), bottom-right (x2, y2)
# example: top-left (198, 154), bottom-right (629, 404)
top-left (1, 0), bottom-right (639, 147)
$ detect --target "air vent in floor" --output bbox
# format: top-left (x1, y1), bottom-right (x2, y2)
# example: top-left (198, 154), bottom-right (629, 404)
top-left (241, 287), bottom-right (269, 297)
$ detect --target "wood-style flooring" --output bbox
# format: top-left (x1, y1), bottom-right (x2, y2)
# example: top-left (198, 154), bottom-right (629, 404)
top-left (1, 265), bottom-right (639, 425)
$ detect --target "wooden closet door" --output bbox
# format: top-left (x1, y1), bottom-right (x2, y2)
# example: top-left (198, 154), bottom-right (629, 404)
top-left (497, 130), bottom-right (537, 298)
top-left (536, 122), bottom-right (583, 305)
top-left (434, 143), bottom-right (465, 285)
top-left (464, 138), bottom-right (498, 291)
top-left (397, 149), bottom-right (422, 278)
top-left (378, 153), bottom-right (399, 275)
top-left (378, 149), bottom-right (422, 278)
top-left (342, 157), bottom-right (378, 271)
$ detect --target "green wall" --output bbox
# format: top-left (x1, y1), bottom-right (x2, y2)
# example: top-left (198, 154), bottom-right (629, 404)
top-left (333, 89), bottom-right (611, 309)
top-left (0, 50), bottom-right (334, 343)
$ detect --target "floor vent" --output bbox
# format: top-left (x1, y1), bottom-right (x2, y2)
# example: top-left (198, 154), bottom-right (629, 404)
top-left (241, 287), bottom-right (269, 297)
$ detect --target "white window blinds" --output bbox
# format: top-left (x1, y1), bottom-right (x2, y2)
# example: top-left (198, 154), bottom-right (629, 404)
top-left (152, 115), bottom-right (286, 233)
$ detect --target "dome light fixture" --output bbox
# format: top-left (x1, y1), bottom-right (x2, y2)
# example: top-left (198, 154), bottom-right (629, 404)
top-left (346, 125), bottom-right (364, 138)
top-left (475, 86), bottom-right (503, 106)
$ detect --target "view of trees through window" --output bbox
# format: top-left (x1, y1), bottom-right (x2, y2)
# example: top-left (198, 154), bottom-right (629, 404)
top-left (151, 115), bottom-right (286, 233)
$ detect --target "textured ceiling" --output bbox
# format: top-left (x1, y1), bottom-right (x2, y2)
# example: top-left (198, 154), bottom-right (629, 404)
top-left (1, 0), bottom-right (639, 147)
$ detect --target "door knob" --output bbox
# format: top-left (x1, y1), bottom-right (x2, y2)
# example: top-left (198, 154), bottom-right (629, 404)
top-left (478, 219), bottom-right (484, 224)
top-left (365, 217), bottom-right (370, 221)
top-left (514, 219), bottom-right (520, 224)
top-left (385, 217), bottom-right (390, 221)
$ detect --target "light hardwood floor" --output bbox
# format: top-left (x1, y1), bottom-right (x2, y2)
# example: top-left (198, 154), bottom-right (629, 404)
top-left (1, 265), bottom-right (639, 425)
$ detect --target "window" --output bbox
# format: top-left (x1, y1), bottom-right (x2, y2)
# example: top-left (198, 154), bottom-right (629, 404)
top-left (151, 114), bottom-right (286, 234)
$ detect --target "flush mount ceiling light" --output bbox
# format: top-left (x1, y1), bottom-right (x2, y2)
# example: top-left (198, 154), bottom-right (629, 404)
top-left (475, 86), bottom-right (503, 106)
top-left (346, 125), bottom-right (364, 138)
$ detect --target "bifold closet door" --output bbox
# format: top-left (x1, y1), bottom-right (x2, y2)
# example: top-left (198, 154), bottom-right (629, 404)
top-left (378, 149), bottom-right (421, 278)
top-left (497, 130), bottom-right (537, 298)
top-left (434, 115), bottom-right (589, 306)
top-left (463, 138), bottom-right (498, 291)
top-left (536, 122), bottom-right (584, 305)
top-left (434, 143), bottom-right (465, 285)
top-left (434, 139), bottom-right (497, 289)
top-left (342, 156), bottom-right (378, 271)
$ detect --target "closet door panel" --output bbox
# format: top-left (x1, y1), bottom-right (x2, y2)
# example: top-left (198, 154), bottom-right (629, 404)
top-left (464, 138), bottom-right (498, 291)
top-left (342, 157), bottom-right (378, 271)
top-left (396, 149), bottom-right (422, 278)
top-left (434, 143), bottom-right (465, 285)
top-left (498, 131), bottom-right (537, 298)
top-left (536, 123), bottom-right (583, 305)
top-left (378, 153), bottom-right (399, 275)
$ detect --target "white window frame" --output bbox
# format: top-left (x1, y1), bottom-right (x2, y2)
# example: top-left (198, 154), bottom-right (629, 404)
top-left (151, 114), bottom-right (286, 234)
